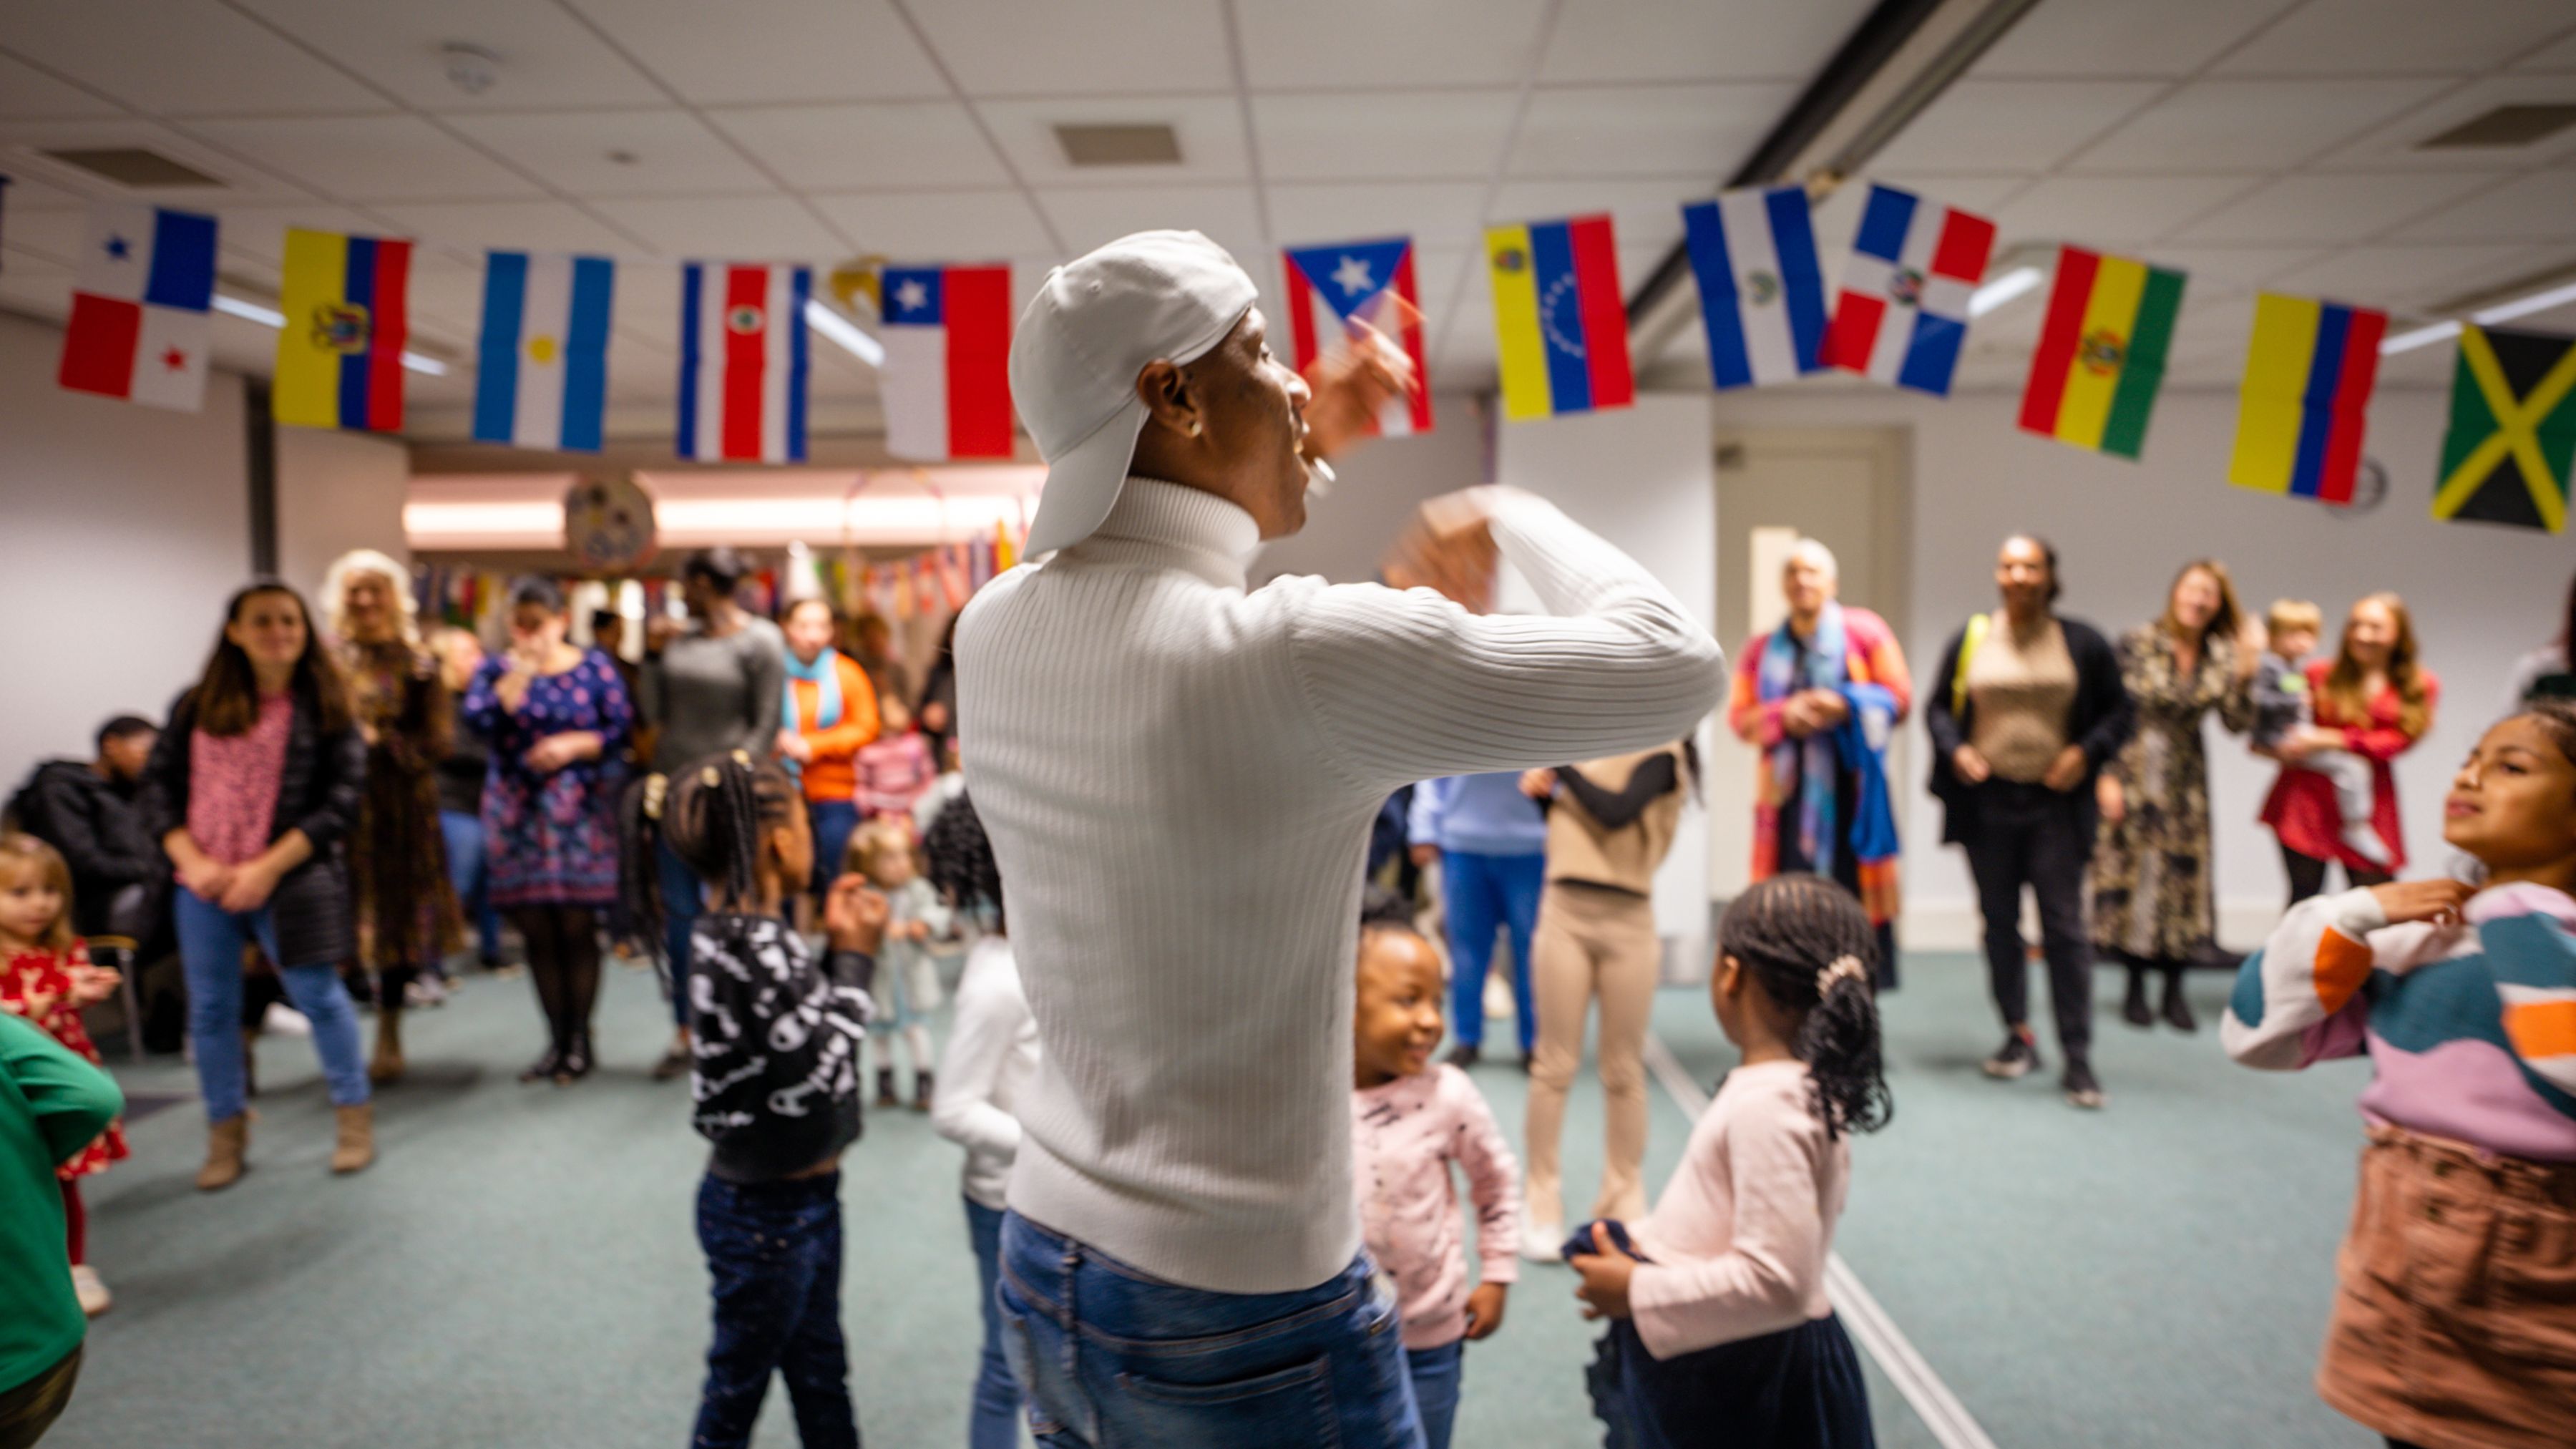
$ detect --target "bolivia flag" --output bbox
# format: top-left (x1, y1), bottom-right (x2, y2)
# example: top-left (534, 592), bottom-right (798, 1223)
top-left (275, 227), bottom-right (412, 432)
top-left (2228, 293), bottom-right (2386, 506)
top-left (1485, 214), bottom-right (1631, 422)
top-left (2017, 248), bottom-right (2184, 459)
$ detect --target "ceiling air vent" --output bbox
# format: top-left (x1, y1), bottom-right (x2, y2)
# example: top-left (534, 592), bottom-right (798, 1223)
top-left (43, 147), bottom-right (225, 187)
top-left (1053, 123), bottom-right (1181, 167)
top-left (2415, 104), bottom-right (2576, 150)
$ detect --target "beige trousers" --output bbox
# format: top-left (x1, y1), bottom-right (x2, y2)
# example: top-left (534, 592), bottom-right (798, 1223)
top-left (1523, 881), bottom-right (1659, 1229)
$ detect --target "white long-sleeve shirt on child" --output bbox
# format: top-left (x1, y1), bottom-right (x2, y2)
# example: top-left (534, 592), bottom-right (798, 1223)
top-left (1628, 1059), bottom-right (1849, 1361)
top-left (1352, 1063), bottom-right (1521, 1350)
top-left (932, 937), bottom-right (1037, 1210)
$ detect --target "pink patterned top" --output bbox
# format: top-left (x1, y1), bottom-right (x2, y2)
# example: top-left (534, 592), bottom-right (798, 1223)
top-left (1351, 1063), bottom-right (1521, 1350)
top-left (187, 692), bottom-right (292, 865)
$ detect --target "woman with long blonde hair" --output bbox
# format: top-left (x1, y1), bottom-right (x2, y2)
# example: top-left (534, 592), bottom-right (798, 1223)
top-left (2260, 592), bottom-right (2439, 904)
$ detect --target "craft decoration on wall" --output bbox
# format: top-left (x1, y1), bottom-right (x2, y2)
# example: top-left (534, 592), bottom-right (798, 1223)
top-left (1821, 183), bottom-right (1994, 396)
top-left (2431, 323), bottom-right (2576, 533)
top-left (562, 474), bottom-right (658, 571)
top-left (58, 200), bottom-right (215, 412)
top-left (1485, 213), bottom-right (1633, 421)
top-left (1682, 188), bottom-right (1828, 391)
top-left (678, 261), bottom-right (810, 463)
top-left (1283, 235), bottom-right (1434, 435)
top-left (2229, 293), bottom-right (2385, 507)
top-left (275, 227), bottom-right (413, 432)
top-left (474, 250), bottom-right (615, 453)
top-left (2017, 247), bottom-right (2185, 459)
top-left (881, 263), bottom-right (1014, 462)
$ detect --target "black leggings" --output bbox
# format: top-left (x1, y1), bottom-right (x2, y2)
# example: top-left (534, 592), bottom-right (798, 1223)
top-left (2282, 845), bottom-right (2393, 907)
top-left (509, 906), bottom-right (601, 1050)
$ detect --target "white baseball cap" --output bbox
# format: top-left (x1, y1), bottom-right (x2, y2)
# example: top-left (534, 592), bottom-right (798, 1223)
top-left (1012, 230), bottom-right (1259, 557)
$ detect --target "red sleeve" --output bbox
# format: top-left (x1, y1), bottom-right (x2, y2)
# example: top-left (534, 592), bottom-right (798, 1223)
top-left (1850, 609), bottom-right (1913, 723)
top-left (2345, 670), bottom-right (2436, 763)
top-left (1727, 635), bottom-right (1785, 746)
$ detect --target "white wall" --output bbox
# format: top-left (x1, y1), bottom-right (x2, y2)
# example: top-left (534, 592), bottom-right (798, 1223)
top-left (0, 311), bottom-right (250, 786)
top-left (275, 423), bottom-right (410, 603)
top-left (1253, 393), bottom-right (1486, 586)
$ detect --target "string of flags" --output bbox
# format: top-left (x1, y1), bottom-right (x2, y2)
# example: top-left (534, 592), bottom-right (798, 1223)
top-left (24, 182), bottom-right (2576, 535)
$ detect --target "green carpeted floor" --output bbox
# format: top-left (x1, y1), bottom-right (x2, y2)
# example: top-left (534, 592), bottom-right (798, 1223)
top-left (48, 950), bottom-right (2379, 1448)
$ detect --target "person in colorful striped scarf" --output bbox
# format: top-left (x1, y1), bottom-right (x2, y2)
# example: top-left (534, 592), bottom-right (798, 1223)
top-left (1726, 540), bottom-right (1912, 987)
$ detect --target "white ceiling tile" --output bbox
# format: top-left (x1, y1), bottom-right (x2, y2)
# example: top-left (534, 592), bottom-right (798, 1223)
top-left (371, 199), bottom-right (638, 256)
top-left (808, 190), bottom-right (1056, 261)
top-left (1991, 175), bottom-right (2262, 246)
top-left (977, 95), bottom-right (1249, 187)
top-left (2513, 29), bottom-right (2576, 72)
top-left (187, 115), bottom-right (545, 201)
top-left (1874, 80), bottom-right (2167, 174)
top-left (2213, 0), bottom-right (2576, 77)
top-left (1541, 0), bottom-right (1873, 83)
top-left (2313, 76), bottom-right (2576, 171)
top-left (607, 261), bottom-right (681, 345)
top-left (2067, 78), bottom-right (2451, 173)
top-left (558, 0), bottom-right (946, 104)
top-left (1487, 178), bottom-right (1703, 250)
top-left (442, 109), bottom-right (760, 198)
top-left (1970, 0), bottom-right (2299, 79)
top-left (1267, 182), bottom-right (1490, 251)
top-left (228, 0), bottom-right (664, 111)
top-left (0, 52), bottom-right (119, 119)
top-left (2132, 245), bottom-right (2331, 291)
top-left (0, 205), bottom-right (84, 263)
top-left (605, 335), bottom-right (676, 402)
top-left (205, 200), bottom-right (389, 267)
top-left (1239, 0), bottom-right (1550, 90)
top-left (0, 169), bottom-right (95, 211)
top-left (588, 194), bottom-right (849, 260)
top-left (2270, 243), bottom-right (2540, 311)
top-left (2172, 171), bottom-right (2504, 244)
top-left (0, 0), bottom-right (389, 117)
top-left (1035, 186), bottom-right (1266, 268)
top-left (1252, 91), bottom-right (1516, 182)
top-left (907, 0), bottom-right (1229, 96)
top-left (708, 102), bottom-right (1008, 190)
top-left (2392, 170), bottom-right (2576, 242)
top-left (1509, 83), bottom-right (1792, 179)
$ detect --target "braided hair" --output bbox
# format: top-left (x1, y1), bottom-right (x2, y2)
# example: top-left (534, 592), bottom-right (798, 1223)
top-left (1718, 874), bottom-right (1892, 1139)
top-left (2515, 698), bottom-right (2576, 768)
top-left (619, 750), bottom-right (801, 968)
top-left (922, 791), bottom-right (1003, 932)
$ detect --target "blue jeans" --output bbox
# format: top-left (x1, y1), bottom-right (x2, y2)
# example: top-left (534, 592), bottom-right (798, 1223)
top-left (1442, 850), bottom-right (1543, 1054)
top-left (659, 835), bottom-right (706, 1027)
top-left (996, 1212), bottom-right (1423, 1448)
top-left (693, 1172), bottom-right (855, 1449)
top-left (966, 1197), bottom-right (1025, 1449)
top-left (439, 808), bottom-right (503, 962)
top-left (173, 887), bottom-right (368, 1123)
top-left (807, 799), bottom-right (860, 901)
top-left (1405, 1340), bottom-right (1463, 1449)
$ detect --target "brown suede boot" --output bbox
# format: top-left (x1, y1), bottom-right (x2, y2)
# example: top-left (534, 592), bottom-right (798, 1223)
top-left (369, 1007), bottom-right (406, 1084)
top-left (330, 1103), bottom-right (375, 1174)
top-left (197, 1113), bottom-right (250, 1191)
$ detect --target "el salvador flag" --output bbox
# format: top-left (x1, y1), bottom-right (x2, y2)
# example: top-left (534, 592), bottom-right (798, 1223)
top-left (473, 251), bottom-right (615, 452)
top-left (1683, 188), bottom-right (1828, 390)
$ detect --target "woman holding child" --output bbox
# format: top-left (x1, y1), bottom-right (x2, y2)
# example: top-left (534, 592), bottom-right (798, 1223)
top-left (2259, 594), bottom-right (2439, 904)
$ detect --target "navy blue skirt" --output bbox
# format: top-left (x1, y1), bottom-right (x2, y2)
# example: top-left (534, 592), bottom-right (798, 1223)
top-left (1587, 1312), bottom-right (1875, 1449)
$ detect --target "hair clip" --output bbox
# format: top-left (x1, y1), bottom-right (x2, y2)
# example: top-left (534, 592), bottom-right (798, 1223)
top-left (701, 765), bottom-right (721, 788)
top-left (642, 774), bottom-right (668, 821)
top-left (731, 748), bottom-right (752, 767)
top-left (1815, 955), bottom-right (1868, 995)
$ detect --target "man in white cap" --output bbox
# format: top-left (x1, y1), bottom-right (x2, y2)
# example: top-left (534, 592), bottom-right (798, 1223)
top-left (957, 230), bottom-right (1725, 1447)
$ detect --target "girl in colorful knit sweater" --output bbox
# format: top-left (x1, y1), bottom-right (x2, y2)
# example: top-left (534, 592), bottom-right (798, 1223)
top-left (2225, 702), bottom-right (2576, 1449)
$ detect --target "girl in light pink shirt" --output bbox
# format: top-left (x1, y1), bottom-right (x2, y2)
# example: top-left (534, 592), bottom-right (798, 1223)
top-left (1571, 874), bottom-right (1890, 1449)
top-left (1350, 904), bottom-right (1518, 1449)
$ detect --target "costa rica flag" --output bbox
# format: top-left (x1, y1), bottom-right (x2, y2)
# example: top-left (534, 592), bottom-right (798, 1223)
top-left (678, 262), bottom-right (809, 463)
top-left (1282, 237), bottom-right (1433, 435)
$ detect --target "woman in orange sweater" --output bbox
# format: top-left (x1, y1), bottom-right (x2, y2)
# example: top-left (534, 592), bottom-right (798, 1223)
top-left (775, 599), bottom-right (882, 907)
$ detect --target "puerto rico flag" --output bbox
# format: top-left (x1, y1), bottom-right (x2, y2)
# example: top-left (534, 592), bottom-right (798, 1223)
top-left (1282, 237), bottom-right (1433, 434)
top-left (678, 261), bottom-right (809, 463)
top-left (59, 202), bottom-right (216, 411)
top-left (1683, 189), bottom-right (1828, 390)
top-left (881, 264), bottom-right (1014, 461)
top-left (1821, 184), bottom-right (1995, 396)
top-left (474, 250), bottom-right (615, 452)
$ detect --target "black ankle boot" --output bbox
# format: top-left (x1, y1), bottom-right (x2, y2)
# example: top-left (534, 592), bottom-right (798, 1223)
top-left (558, 1030), bottom-right (594, 1081)
top-left (520, 1042), bottom-right (565, 1083)
top-left (2121, 968), bottom-right (2152, 1028)
top-left (2160, 970), bottom-right (2197, 1033)
top-left (874, 1068), bottom-right (899, 1108)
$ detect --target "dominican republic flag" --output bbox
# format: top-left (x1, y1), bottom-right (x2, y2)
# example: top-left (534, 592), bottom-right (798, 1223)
top-left (678, 262), bottom-right (809, 463)
top-left (881, 264), bottom-right (1014, 461)
top-left (1282, 237), bottom-right (1433, 434)
top-left (59, 201), bottom-right (216, 411)
top-left (1821, 184), bottom-right (1995, 396)
top-left (1683, 189), bottom-right (1828, 390)
top-left (474, 251), bottom-right (615, 452)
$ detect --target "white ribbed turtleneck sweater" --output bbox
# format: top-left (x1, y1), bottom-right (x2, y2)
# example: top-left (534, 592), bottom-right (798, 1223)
top-left (956, 478), bottom-right (1726, 1293)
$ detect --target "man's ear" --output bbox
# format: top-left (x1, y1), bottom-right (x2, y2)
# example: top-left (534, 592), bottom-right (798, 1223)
top-left (1135, 359), bottom-right (1200, 438)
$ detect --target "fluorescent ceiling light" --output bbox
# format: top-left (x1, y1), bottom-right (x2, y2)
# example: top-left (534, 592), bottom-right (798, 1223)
top-left (2380, 278), bottom-right (2576, 356)
top-left (214, 290), bottom-right (448, 376)
top-left (2380, 321), bottom-right (2462, 356)
top-left (804, 298), bottom-right (882, 367)
top-left (1968, 265), bottom-right (2041, 318)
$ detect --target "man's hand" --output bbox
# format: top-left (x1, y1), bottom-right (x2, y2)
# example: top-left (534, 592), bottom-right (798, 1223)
top-left (2042, 744), bottom-right (2088, 794)
top-left (1570, 1223), bottom-right (1637, 1322)
top-left (1302, 323), bottom-right (1416, 461)
top-left (1463, 1282), bottom-right (1508, 1340)
top-left (1519, 768), bottom-right (1557, 801)
top-left (1383, 487), bottom-right (1507, 613)
top-left (1952, 745), bottom-right (1991, 786)
top-left (2097, 774), bottom-right (2126, 825)
top-left (824, 877), bottom-right (890, 955)
top-left (2369, 877), bottom-right (2474, 928)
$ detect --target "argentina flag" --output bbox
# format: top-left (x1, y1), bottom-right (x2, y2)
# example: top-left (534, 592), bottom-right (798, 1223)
top-left (1682, 188), bottom-right (1828, 390)
top-left (473, 250), bottom-right (615, 452)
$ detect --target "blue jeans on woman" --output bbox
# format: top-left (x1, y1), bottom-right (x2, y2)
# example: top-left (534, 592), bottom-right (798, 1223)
top-left (439, 808), bottom-right (502, 963)
top-left (1441, 849), bottom-right (1544, 1055)
top-left (693, 1171), bottom-right (855, 1449)
top-left (965, 1197), bottom-right (1026, 1449)
top-left (173, 888), bottom-right (368, 1123)
top-left (659, 835), bottom-right (706, 1027)
top-left (995, 1211), bottom-right (1423, 1448)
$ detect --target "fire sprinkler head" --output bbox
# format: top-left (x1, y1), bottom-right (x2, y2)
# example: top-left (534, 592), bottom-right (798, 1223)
top-left (441, 43), bottom-right (501, 97)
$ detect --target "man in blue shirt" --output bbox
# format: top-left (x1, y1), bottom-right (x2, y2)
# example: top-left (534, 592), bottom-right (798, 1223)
top-left (1410, 771), bottom-right (1548, 1068)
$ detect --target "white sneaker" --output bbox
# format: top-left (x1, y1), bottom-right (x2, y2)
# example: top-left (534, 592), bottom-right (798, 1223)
top-left (1483, 972), bottom-right (1515, 1023)
top-left (404, 977), bottom-right (449, 1009)
top-left (1520, 1211), bottom-right (1563, 1264)
top-left (72, 1264), bottom-right (111, 1317)
top-left (262, 1003), bottom-right (311, 1037)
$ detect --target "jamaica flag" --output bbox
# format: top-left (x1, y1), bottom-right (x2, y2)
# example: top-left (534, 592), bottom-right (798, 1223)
top-left (2432, 323), bottom-right (2576, 532)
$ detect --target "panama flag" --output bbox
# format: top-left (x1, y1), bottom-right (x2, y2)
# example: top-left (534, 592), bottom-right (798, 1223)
top-left (1282, 237), bottom-right (1433, 434)
top-left (473, 250), bottom-right (615, 452)
top-left (59, 201), bottom-right (216, 411)
top-left (1821, 183), bottom-right (1995, 395)
top-left (678, 261), bottom-right (809, 463)
top-left (881, 264), bottom-right (1014, 461)
top-left (1682, 189), bottom-right (1829, 390)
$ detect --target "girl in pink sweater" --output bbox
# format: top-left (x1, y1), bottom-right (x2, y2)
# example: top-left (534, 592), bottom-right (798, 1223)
top-left (1571, 874), bottom-right (1890, 1449)
top-left (1350, 902), bottom-right (1519, 1449)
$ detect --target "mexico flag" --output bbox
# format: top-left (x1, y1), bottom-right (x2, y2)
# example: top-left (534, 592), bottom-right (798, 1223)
top-left (2018, 247), bottom-right (2186, 460)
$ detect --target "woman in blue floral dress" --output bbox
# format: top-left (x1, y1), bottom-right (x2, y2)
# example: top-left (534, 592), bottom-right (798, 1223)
top-left (464, 578), bottom-right (633, 1084)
